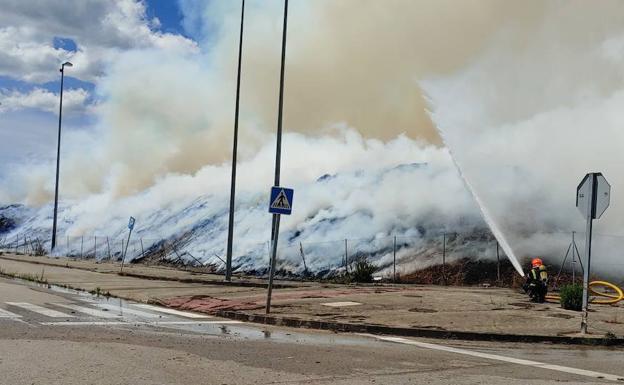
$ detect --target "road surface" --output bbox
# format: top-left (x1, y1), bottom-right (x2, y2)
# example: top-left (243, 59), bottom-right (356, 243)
top-left (0, 276), bottom-right (622, 384)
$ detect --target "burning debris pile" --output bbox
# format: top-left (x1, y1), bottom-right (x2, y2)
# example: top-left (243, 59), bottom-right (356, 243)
top-left (400, 257), bottom-right (527, 287)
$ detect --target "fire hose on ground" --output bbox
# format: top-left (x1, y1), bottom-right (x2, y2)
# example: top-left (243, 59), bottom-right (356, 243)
top-left (545, 281), bottom-right (624, 305)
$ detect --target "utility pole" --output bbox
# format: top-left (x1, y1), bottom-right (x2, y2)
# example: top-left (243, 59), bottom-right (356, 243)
top-left (266, 0), bottom-right (289, 315)
top-left (51, 61), bottom-right (73, 251)
top-left (225, 0), bottom-right (246, 282)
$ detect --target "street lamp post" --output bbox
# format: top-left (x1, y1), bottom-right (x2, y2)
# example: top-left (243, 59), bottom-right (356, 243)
top-left (51, 61), bottom-right (72, 251)
top-left (225, 0), bottom-right (246, 282)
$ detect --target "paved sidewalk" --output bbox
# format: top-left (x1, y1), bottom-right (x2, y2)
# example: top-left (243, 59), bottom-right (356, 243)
top-left (1, 253), bottom-right (623, 340)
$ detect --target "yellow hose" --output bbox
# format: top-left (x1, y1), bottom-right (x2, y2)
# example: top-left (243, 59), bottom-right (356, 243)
top-left (589, 281), bottom-right (624, 304)
top-left (545, 280), bottom-right (624, 305)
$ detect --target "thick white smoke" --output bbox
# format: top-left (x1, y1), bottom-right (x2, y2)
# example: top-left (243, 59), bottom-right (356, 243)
top-left (2, 129), bottom-right (486, 274)
top-left (424, 0), bottom-right (624, 275)
top-left (2, 1), bottom-right (623, 277)
top-left (1, 0), bottom-right (545, 204)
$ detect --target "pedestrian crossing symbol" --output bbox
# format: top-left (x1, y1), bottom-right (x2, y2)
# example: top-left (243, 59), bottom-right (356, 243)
top-left (269, 187), bottom-right (294, 215)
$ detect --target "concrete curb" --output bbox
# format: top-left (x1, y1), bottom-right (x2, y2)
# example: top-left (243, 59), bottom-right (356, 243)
top-left (215, 310), bottom-right (624, 346)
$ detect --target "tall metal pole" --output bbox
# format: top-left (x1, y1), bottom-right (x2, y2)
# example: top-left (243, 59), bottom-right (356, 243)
top-left (51, 63), bottom-right (70, 251)
top-left (225, 0), bottom-right (246, 282)
top-left (266, 0), bottom-right (289, 315)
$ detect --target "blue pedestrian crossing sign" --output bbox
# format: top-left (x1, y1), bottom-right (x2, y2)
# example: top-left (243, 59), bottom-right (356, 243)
top-left (128, 216), bottom-right (135, 230)
top-left (269, 187), bottom-right (294, 215)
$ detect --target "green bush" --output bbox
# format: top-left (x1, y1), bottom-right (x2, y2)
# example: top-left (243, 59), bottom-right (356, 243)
top-left (351, 259), bottom-right (376, 283)
top-left (560, 283), bottom-right (583, 311)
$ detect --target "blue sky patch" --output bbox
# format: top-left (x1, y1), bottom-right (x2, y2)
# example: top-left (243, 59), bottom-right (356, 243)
top-left (146, 0), bottom-right (187, 37)
top-left (53, 37), bottom-right (78, 52)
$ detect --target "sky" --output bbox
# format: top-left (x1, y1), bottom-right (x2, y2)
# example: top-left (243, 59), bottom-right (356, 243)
top-left (2, 1), bottom-right (624, 275)
top-left (0, 0), bottom-right (195, 167)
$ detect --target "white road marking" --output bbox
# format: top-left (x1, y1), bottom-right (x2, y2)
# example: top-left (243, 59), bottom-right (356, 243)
top-left (0, 308), bottom-right (22, 318)
top-left (53, 303), bottom-right (121, 319)
top-left (151, 321), bottom-right (242, 325)
top-left (6, 302), bottom-right (74, 318)
top-left (321, 301), bottom-right (362, 307)
top-left (41, 321), bottom-right (127, 326)
top-left (94, 303), bottom-right (161, 318)
top-left (132, 304), bottom-right (211, 318)
top-left (369, 335), bottom-right (624, 382)
top-left (40, 320), bottom-right (242, 326)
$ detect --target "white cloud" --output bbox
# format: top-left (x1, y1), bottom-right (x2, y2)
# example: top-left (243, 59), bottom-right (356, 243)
top-left (0, 0), bottom-right (198, 83)
top-left (0, 88), bottom-right (90, 114)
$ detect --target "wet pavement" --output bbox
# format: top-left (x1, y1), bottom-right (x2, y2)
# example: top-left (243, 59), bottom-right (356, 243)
top-left (0, 276), bottom-right (624, 384)
top-left (1, 253), bottom-right (624, 339)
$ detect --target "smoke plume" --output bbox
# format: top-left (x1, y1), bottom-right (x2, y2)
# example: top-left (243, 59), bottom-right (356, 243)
top-left (2, 1), bottom-right (623, 276)
top-left (424, 0), bottom-right (624, 272)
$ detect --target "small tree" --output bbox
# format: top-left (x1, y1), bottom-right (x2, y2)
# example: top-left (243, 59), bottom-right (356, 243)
top-left (351, 258), bottom-right (376, 283)
top-left (560, 283), bottom-right (583, 311)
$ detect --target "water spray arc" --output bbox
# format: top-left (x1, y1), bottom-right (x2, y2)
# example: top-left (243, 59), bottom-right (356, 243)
top-left (428, 115), bottom-right (525, 277)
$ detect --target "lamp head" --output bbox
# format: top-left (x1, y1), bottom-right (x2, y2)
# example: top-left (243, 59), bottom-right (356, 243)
top-left (60, 62), bottom-right (73, 71)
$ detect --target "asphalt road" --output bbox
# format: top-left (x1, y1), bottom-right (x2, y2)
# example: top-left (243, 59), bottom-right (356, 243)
top-left (0, 277), bottom-right (623, 385)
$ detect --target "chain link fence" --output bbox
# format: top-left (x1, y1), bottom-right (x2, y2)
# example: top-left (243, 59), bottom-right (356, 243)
top-left (1, 230), bottom-right (623, 285)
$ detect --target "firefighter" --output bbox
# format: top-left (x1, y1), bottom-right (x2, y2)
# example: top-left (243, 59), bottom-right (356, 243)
top-left (523, 258), bottom-right (548, 303)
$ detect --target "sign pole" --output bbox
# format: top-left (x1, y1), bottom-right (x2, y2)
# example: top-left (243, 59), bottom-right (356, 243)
top-left (120, 217), bottom-right (136, 273)
top-left (266, 214), bottom-right (281, 313)
top-left (581, 210), bottom-right (593, 334)
top-left (576, 172), bottom-right (610, 334)
top-left (266, 0), bottom-right (289, 315)
top-left (580, 174), bottom-right (596, 334)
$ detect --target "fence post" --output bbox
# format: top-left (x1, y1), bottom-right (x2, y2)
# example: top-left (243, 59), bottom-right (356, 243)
top-left (299, 242), bottom-right (308, 275)
top-left (24, 236), bottom-right (27, 255)
top-left (66, 236), bottom-right (69, 256)
top-left (344, 239), bottom-right (348, 274)
top-left (80, 236), bottom-right (84, 259)
top-left (94, 236), bottom-right (97, 260)
top-left (571, 231), bottom-right (576, 283)
top-left (15, 235), bottom-right (18, 254)
top-left (140, 238), bottom-right (145, 259)
top-left (106, 237), bottom-right (111, 261)
top-left (496, 241), bottom-right (501, 284)
top-left (121, 239), bottom-right (124, 260)
top-left (442, 232), bottom-right (446, 285)
top-left (393, 236), bottom-right (397, 283)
